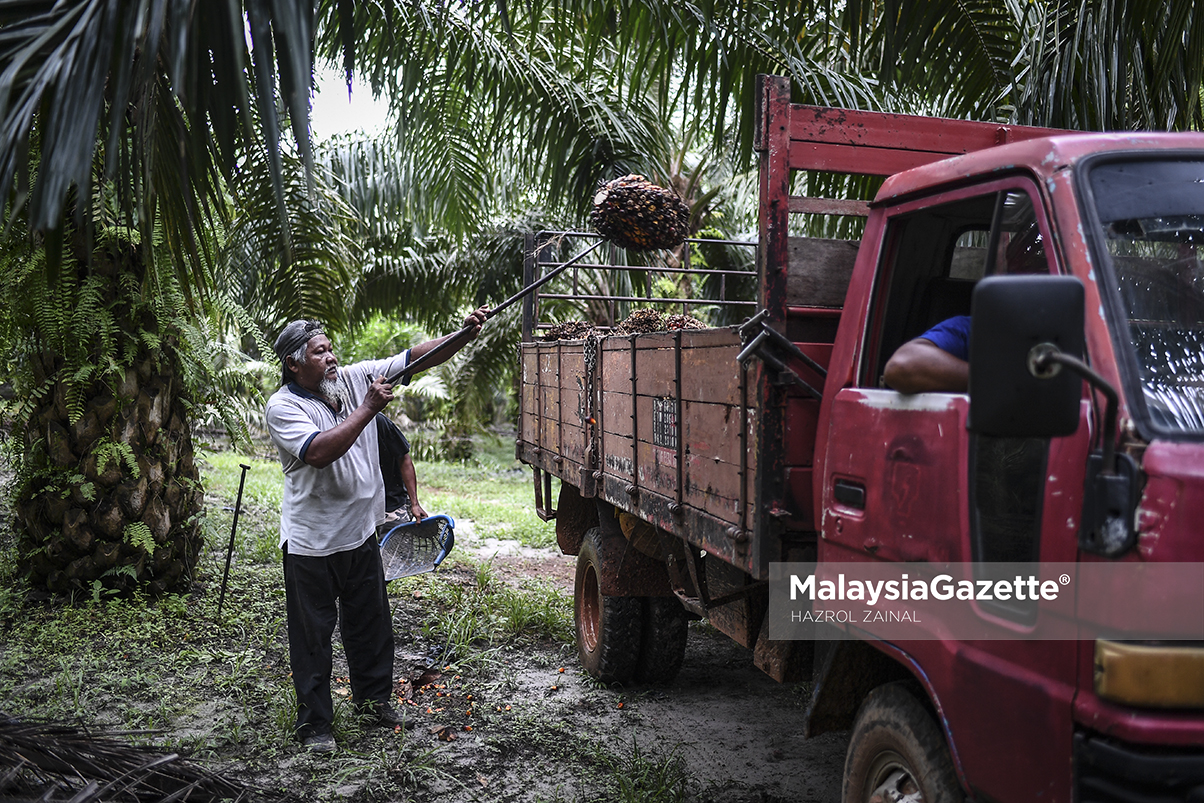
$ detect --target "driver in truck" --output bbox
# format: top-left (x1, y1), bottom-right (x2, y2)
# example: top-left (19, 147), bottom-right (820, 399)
top-left (882, 314), bottom-right (970, 393)
top-left (884, 197), bottom-right (1053, 394)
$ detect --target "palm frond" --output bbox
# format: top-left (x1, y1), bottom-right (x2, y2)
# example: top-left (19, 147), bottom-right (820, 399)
top-left (1017, 0), bottom-right (1204, 130)
top-left (222, 142), bottom-right (363, 338)
top-left (0, 0), bottom-right (317, 274)
top-left (846, 0), bottom-right (1023, 120)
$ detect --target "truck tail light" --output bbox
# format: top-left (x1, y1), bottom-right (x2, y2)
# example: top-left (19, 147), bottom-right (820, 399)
top-left (1094, 639), bottom-right (1204, 709)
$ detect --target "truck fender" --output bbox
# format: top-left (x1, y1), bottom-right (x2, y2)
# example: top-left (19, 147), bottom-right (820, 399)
top-left (804, 634), bottom-right (969, 792)
top-left (804, 637), bottom-right (910, 738)
top-left (555, 482), bottom-right (598, 556)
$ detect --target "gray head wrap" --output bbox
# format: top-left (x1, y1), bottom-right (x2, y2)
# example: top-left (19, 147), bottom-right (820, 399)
top-left (274, 319), bottom-right (326, 384)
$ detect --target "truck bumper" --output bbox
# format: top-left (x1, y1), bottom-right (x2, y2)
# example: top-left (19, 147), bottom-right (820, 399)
top-left (1074, 731), bottom-right (1204, 802)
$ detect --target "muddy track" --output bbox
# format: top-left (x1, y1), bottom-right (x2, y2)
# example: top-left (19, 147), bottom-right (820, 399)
top-left (367, 529), bottom-right (849, 803)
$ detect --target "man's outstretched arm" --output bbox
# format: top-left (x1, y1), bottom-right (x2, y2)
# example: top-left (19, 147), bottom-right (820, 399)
top-left (408, 306), bottom-right (491, 369)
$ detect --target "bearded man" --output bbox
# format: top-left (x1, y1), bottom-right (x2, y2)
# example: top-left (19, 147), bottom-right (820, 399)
top-left (265, 308), bottom-right (487, 752)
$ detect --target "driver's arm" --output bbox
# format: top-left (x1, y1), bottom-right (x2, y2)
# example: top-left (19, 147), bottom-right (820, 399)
top-left (883, 339), bottom-right (969, 394)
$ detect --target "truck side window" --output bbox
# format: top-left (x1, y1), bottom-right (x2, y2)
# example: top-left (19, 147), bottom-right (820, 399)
top-left (868, 188), bottom-right (1053, 387)
top-left (867, 194), bottom-right (991, 386)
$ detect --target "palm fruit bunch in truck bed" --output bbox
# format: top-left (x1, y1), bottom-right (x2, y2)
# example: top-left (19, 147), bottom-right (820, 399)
top-left (590, 174), bottom-right (690, 250)
top-left (542, 320), bottom-right (596, 341)
top-left (614, 309), bottom-right (707, 335)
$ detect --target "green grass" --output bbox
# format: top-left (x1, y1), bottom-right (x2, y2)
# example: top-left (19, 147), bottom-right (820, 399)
top-left (0, 435), bottom-right (590, 801)
top-left (420, 464), bottom-right (558, 550)
top-left (596, 739), bottom-right (692, 803)
top-left (194, 448), bottom-right (287, 566)
top-left (0, 577), bottom-right (295, 754)
top-left (399, 559), bottom-right (573, 668)
top-left (531, 739), bottom-right (694, 803)
top-left (197, 449), bottom-right (284, 509)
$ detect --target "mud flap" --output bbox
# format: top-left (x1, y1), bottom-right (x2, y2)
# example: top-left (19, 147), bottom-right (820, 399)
top-left (753, 615), bottom-right (813, 683)
top-left (803, 629), bottom-right (909, 738)
top-left (556, 482), bottom-right (598, 556)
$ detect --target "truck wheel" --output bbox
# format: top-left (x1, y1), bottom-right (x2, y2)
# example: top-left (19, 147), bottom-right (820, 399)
top-left (843, 682), bottom-right (964, 803)
top-left (634, 596), bottom-right (688, 684)
top-left (575, 527), bottom-right (642, 683)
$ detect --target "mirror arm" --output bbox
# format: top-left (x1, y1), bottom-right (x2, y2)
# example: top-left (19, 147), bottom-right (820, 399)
top-left (1030, 344), bottom-right (1118, 474)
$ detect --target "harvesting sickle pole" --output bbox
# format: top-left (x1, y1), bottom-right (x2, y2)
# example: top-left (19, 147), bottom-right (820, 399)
top-left (385, 173), bottom-right (690, 386)
top-left (217, 463), bottom-right (251, 619)
top-left (384, 238), bottom-right (607, 386)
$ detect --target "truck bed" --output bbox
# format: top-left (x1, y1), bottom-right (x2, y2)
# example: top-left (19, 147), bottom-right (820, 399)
top-left (517, 268), bottom-right (844, 578)
top-left (520, 327), bottom-right (763, 571)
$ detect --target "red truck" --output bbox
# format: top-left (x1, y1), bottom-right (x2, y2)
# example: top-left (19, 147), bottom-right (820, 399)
top-left (517, 73), bottom-right (1204, 802)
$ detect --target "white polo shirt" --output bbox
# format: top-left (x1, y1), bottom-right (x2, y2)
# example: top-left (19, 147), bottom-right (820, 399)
top-left (265, 351), bottom-right (411, 557)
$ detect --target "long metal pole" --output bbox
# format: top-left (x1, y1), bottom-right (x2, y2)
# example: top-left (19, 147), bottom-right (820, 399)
top-left (217, 463), bottom-right (251, 618)
top-left (385, 239), bottom-right (607, 385)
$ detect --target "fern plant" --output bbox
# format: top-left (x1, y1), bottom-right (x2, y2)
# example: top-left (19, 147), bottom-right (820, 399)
top-left (0, 195), bottom-right (269, 597)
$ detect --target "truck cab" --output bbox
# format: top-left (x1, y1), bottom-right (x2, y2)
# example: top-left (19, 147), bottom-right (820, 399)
top-left (790, 88), bottom-right (1204, 803)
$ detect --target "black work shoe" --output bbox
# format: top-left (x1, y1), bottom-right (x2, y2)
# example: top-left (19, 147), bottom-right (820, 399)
top-left (303, 732), bottom-right (336, 753)
top-left (366, 703), bottom-right (412, 729)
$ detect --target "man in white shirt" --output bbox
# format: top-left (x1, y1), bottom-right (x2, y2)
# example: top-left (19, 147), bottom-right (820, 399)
top-left (265, 308), bottom-right (486, 752)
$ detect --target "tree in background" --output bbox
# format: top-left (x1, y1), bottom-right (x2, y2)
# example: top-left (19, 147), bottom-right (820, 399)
top-left (1, 219), bottom-right (208, 596)
top-left (0, 2), bottom-right (356, 597)
top-left (1015, 0), bottom-right (1204, 130)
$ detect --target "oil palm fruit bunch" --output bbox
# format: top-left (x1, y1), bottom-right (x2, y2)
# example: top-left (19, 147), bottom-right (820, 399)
top-left (615, 308), bottom-right (666, 334)
top-left (590, 174), bottom-right (689, 250)
top-left (666, 313), bottom-right (706, 331)
top-left (542, 320), bottom-right (596, 341)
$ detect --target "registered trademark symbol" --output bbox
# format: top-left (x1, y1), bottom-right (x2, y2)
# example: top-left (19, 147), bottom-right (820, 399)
top-left (1059, 574), bottom-right (1071, 585)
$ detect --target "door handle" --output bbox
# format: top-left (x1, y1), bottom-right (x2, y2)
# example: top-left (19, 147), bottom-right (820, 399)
top-left (834, 479), bottom-right (866, 509)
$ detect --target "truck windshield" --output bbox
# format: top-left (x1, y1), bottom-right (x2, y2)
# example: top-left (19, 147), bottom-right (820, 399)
top-left (1090, 159), bottom-right (1204, 436)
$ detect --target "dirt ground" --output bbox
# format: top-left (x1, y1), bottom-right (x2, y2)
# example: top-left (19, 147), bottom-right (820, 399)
top-left (0, 458), bottom-right (848, 802)
top-left (371, 522), bottom-right (851, 803)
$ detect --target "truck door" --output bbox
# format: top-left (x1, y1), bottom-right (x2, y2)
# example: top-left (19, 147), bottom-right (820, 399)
top-left (821, 180), bottom-right (1082, 802)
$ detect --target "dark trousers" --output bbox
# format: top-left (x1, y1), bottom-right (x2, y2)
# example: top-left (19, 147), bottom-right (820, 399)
top-left (283, 537), bottom-right (394, 739)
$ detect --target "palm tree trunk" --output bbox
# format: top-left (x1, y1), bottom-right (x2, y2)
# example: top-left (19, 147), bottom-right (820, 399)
top-left (10, 246), bottom-right (204, 598)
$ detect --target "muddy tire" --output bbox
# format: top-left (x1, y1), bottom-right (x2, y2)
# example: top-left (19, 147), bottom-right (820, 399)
top-left (634, 596), bottom-right (688, 684)
top-left (843, 682), bottom-right (964, 803)
top-left (575, 527), bottom-right (642, 684)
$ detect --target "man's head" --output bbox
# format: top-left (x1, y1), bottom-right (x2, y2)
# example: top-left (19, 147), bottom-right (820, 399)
top-left (274, 321), bottom-right (340, 401)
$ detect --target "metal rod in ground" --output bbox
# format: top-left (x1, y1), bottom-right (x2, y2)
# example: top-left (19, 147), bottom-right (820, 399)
top-left (385, 238), bottom-right (608, 385)
top-left (217, 463), bottom-right (251, 618)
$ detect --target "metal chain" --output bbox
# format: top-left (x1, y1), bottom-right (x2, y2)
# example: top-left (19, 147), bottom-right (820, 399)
top-left (581, 330), bottom-right (599, 477)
